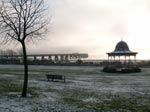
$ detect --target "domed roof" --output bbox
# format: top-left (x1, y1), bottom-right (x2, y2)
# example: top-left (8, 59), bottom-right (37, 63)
top-left (114, 41), bottom-right (130, 51)
top-left (107, 40), bottom-right (137, 56)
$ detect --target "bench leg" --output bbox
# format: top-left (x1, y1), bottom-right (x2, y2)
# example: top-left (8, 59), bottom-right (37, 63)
top-left (64, 76), bottom-right (66, 83)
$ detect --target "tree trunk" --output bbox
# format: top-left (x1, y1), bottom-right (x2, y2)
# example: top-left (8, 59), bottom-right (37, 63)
top-left (21, 41), bottom-right (28, 97)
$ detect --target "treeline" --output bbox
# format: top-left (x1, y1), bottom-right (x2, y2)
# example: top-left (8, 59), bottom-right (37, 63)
top-left (0, 49), bottom-right (22, 57)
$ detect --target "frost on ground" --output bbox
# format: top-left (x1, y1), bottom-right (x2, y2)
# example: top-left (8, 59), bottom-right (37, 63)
top-left (0, 65), bottom-right (150, 112)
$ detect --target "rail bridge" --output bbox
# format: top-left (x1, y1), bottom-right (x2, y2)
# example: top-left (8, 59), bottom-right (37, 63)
top-left (0, 53), bottom-right (88, 62)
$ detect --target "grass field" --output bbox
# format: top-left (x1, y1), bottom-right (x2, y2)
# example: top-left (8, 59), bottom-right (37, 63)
top-left (0, 65), bottom-right (150, 112)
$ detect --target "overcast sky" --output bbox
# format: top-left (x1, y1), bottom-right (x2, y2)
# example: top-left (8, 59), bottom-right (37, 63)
top-left (2, 0), bottom-right (150, 59)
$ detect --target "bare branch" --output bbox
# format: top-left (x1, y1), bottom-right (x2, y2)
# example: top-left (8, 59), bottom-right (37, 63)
top-left (0, 0), bottom-right (49, 44)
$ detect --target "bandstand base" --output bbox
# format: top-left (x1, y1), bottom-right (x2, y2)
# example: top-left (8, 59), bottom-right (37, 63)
top-left (102, 66), bottom-right (141, 73)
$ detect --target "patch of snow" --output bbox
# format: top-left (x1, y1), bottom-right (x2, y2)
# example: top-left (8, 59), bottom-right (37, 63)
top-left (0, 74), bottom-right (17, 78)
top-left (0, 65), bottom-right (150, 112)
top-left (82, 97), bottom-right (98, 103)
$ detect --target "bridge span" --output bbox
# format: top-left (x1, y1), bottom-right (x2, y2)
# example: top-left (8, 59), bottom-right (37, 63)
top-left (0, 53), bottom-right (88, 62)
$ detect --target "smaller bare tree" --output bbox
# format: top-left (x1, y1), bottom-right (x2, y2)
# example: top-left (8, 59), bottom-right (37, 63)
top-left (6, 49), bottom-right (17, 57)
top-left (0, 0), bottom-right (49, 97)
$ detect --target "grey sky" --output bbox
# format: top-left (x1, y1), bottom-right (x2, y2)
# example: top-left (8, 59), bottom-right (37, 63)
top-left (2, 0), bottom-right (150, 59)
top-left (42, 0), bottom-right (128, 59)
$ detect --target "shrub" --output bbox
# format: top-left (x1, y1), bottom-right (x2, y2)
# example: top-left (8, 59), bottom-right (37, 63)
top-left (102, 67), bottom-right (116, 73)
top-left (103, 66), bottom-right (141, 73)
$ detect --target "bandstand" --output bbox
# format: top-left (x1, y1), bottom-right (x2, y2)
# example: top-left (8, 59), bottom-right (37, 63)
top-left (107, 40), bottom-right (137, 64)
top-left (103, 40), bottom-right (141, 73)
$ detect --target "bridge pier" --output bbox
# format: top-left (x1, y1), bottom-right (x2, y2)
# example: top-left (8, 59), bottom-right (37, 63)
top-left (54, 55), bottom-right (59, 61)
top-left (60, 55), bottom-right (64, 61)
top-left (41, 56), bottom-right (45, 60)
top-left (48, 56), bottom-right (52, 60)
top-left (65, 55), bottom-right (69, 61)
top-left (34, 56), bottom-right (37, 60)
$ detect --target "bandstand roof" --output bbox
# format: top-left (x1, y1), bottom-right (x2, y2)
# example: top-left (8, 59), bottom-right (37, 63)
top-left (107, 40), bottom-right (137, 56)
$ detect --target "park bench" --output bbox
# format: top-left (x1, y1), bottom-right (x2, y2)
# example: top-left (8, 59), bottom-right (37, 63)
top-left (46, 74), bottom-right (66, 82)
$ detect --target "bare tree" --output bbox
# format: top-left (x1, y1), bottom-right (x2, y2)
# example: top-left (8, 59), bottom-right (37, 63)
top-left (0, 0), bottom-right (49, 97)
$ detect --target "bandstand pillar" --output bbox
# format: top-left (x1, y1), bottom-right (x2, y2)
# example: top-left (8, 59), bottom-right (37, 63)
top-left (134, 55), bottom-right (136, 62)
top-left (108, 55), bottom-right (109, 63)
top-left (113, 56), bottom-right (115, 62)
top-left (125, 56), bottom-right (127, 65)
